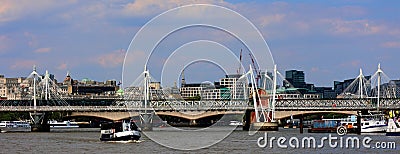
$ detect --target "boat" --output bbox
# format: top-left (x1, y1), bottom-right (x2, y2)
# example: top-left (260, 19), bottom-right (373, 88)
top-left (386, 118), bottom-right (400, 136)
top-left (386, 110), bottom-right (400, 136)
top-left (48, 120), bottom-right (79, 128)
top-left (359, 111), bottom-right (387, 133)
top-left (229, 121), bottom-right (243, 126)
top-left (308, 119), bottom-right (342, 133)
top-left (0, 121), bottom-right (31, 133)
top-left (283, 119), bottom-right (300, 129)
top-left (100, 119), bottom-right (141, 142)
top-left (309, 112), bottom-right (386, 133)
top-left (309, 117), bottom-right (358, 134)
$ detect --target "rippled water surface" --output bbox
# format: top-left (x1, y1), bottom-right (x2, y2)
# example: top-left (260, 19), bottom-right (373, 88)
top-left (0, 127), bottom-right (399, 153)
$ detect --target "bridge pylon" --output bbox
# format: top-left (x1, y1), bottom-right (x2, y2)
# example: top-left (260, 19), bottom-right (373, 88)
top-left (26, 67), bottom-right (58, 132)
top-left (30, 111), bottom-right (50, 132)
top-left (29, 67), bottom-right (50, 132)
top-left (139, 112), bottom-right (154, 131)
top-left (243, 65), bottom-right (278, 132)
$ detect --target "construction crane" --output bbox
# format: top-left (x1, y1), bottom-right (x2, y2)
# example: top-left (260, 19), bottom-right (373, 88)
top-left (237, 49), bottom-right (242, 74)
top-left (249, 52), bottom-right (261, 87)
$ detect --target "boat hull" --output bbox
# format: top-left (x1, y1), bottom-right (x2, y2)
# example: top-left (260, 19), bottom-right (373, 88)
top-left (100, 134), bottom-right (140, 141)
top-left (0, 127), bottom-right (31, 133)
top-left (386, 119), bottom-right (400, 136)
top-left (386, 132), bottom-right (400, 136)
top-left (361, 125), bottom-right (387, 133)
top-left (251, 122), bottom-right (278, 131)
top-left (100, 131), bottom-right (141, 141)
top-left (0, 121), bottom-right (32, 133)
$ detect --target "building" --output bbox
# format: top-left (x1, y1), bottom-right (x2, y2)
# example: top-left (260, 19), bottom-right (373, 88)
top-left (380, 80), bottom-right (400, 98)
top-left (314, 87), bottom-right (336, 99)
top-left (285, 70), bottom-right (306, 88)
top-left (260, 71), bottom-right (273, 90)
top-left (58, 72), bottom-right (119, 96)
top-left (219, 74), bottom-right (246, 99)
top-left (179, 74), bottom-right (246, 100)
top-left (0, 75), bottom-right (6, 99)
top-left (284, 70), bottom-right (317, 96)
top-left (180, 83), bottom-right (204, 99)
top-left (0, 75), bottom-right (28, 100)
top-left (201, 88), bottom-right (230, 100)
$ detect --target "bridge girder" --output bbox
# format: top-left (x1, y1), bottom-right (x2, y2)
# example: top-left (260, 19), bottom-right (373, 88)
top-left (274, 110), bottom-right (357, 120)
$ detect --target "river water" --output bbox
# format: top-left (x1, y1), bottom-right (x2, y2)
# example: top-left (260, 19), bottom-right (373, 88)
top-left (0, 127), bottom-right (399, 153)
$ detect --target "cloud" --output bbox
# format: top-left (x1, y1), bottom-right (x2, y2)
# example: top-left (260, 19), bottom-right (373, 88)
top-left (0, 0), bottom-right (77, 23)
top-left (340, 60), bottom-right (361, 68)
top-left (10, 60), bottom-right (37, 70)
top-left (311, 67), bottom-right (319, 72)
top-left (0, 1), bottom-right (14, 22)
top-left (96, 49), bottom-right (126, 68)
top-left (24, 32), bottom-right (38, 47)
top-left (0, 35), bottom-right (11, 53)
top-left (34, 47), bottom-right (52, 53)
top-left (258, 14), bottom-right (286, 27)
top-left (121, 0), bottom-right (226, 17)
top-left (381, 41), bottom-right (400, 48)
top-left (56, 63), bottom-right (68, 70)
top-left (321, 18), bottom-right (384, 35)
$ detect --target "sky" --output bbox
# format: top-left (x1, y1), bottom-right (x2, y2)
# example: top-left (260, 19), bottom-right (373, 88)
top-left (1, 0), bottom-right (400, 87)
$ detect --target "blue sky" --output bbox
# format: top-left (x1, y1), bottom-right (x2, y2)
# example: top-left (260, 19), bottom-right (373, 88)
top-left (1, 0), bottom-right (399, 87)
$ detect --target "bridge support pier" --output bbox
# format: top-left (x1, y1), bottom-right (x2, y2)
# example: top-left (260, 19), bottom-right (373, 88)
top-left (190, 119), bottom-right (196, 126)
top-left (30, 112), bottom-right (50, 132)
top-left (299, 114), bottom-right (304, 134)
top-left (140, 112), bottom-right (153, 131)
top-left (243, 109), bottom-right (252, 131)
top-left (357, 111), bottom-right (361, 135)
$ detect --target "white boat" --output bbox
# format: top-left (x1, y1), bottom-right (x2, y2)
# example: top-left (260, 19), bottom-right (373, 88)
top-left (386, 118), bottom-right (400, 136)
top-left (100, 119), bottom-right (141, 141)
top-left (360, 111), bottom-right (387, 133)
top-left (48, 120), bottom-right (79, 128)
top-left (0, 121), bottom-right (31, 133)
top-left (386, 111), bottom-right (400, 136)
top-left (229, 121), bottom-right (243, 126)
top-left (325, 112), bottom-right (386, 133)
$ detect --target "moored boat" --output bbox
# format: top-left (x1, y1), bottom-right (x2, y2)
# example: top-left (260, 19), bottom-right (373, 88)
top-left (386, 118), bottom-right (400, 136)
top-left (359, 111), bottom-right (387, 133)
top-left (100, 119), bottom-right (141, 142)
top-left (308, 119), bottom-right (341, 133)
top-left (309, 113), bottom-right (387, 134)
top-left (0, 121), bottom-right (31, 133)
top-left (309, 117), bottom-right (358, 134)
top-left (386, 111), bottom-right (400, 136)
top-left (48, 120), bottom-right (79, 128)
top-left (229, 121), bottom-right (243, 126)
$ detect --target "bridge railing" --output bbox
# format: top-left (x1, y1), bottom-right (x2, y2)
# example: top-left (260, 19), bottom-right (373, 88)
top-left (275, 98), bottom-right (400, 110)
top-left (118, 100), bottom-right (250, 110)
top-left (2, 98), bottom-right (400, 112)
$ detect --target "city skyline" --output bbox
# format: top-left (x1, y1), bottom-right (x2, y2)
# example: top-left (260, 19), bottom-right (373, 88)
top-left (1, 1), bottom-right (400, 87)
top-left (0, 64), bottom-right (392, 89)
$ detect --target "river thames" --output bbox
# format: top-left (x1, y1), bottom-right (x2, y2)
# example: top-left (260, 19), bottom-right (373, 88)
top-left (0, 127), bottom-right (399, 153)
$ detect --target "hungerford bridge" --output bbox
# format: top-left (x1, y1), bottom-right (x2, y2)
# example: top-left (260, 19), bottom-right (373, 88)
top-left (1, 65), bottom-right (400, 131)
